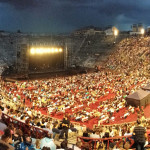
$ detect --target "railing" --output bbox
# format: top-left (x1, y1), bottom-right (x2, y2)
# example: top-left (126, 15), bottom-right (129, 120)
top-left (77, 135), bottom-right (134, 150)
top-left (2, 113), bottom-right (150, 150)
top-left (2, 113), bottom-right (86, 139)
top-left (2, 113), bottom-right (49, 139)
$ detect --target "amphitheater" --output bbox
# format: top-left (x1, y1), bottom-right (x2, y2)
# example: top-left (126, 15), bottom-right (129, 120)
top-left (0, 29), bottom-right (150, 150)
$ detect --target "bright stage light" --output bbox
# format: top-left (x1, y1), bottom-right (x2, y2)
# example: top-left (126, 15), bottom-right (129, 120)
top-left (30, 47), bottom-right (63, 55)
top-left (36, 48), bottom-right (41, 54)
top-left (48, 48), bottom-right (51, 53)
top-left (30, 48), bottom-right (35, 54)
top-left (59, 48), bottom-right (62, 52)
top-left (55, 48), bottom-right (58, 52)
top-left (51, 48), bottom-right (54, 53)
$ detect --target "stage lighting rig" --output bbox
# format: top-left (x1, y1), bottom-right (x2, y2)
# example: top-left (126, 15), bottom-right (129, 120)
top-left (30, 47), bottom-right (63, 55)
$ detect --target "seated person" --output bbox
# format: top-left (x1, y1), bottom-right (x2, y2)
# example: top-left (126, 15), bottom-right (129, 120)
top-left (0, 128), bottom-right (14, 150)
top-left (52, 123), bottom-right (60, 134)
top-left (83, 130), bottom-right (90, 142)
top-left (0, 143), bottom-right (11, 150)
top-left (17, 134), bottom-right (35, 150)
top-left (70, 124), bottom-right (78, 132)
top-left (40, 133), bottom-right (56, 150)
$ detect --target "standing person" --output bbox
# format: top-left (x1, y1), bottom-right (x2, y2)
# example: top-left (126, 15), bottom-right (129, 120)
top-left (59, 115), bottom-right (70, 139)
top-left (133, 119), bottom-right (147, 150)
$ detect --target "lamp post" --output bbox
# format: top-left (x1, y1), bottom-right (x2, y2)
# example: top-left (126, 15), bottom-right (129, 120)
top-left (114, 29), bottom-right (118, 43)
top-left (141, 28), bottom-right (145, 37)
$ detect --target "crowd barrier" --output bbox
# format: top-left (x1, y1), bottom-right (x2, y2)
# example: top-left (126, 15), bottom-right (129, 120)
top-left (2, 113), bottom-right (49, 139)
top-left (78, 133), bottom-right (150, 150)
top-left (77, 135), bottom-right (134, 150)
top-left (2, 113), bottom-right (150, 150)
top-left (1, 113), bottom-right (86, 138)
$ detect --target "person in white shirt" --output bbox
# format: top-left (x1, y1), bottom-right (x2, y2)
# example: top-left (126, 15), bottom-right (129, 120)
top-left (27, 108), bottom-right (32, 116)
top-left (13, 96), bottom-right (17, 102)
top-left (90, 131), bottom-right (100, 138)
top-left (40, 133), bottom-right (56, 150)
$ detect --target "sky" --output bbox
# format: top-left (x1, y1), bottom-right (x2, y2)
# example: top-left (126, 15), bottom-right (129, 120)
top-left (0, 0), bottom-right (150, 34)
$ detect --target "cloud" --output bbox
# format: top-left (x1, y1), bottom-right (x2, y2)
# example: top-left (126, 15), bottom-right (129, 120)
top-left (0, 0), bottom-right (37, 9)
top-left (0, 0), bottom-right (150, 33)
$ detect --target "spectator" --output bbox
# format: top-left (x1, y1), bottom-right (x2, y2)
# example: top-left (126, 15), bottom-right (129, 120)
top-left (52, 123), bottom-right (60, 139)
top-left (35, 139), bottom-right (41, 150)
top-left (59, 115), bottom-right (70, 139)
top-left (90, 131), bottom-right (100, 138)
top-left (0, 120), bottom-right (7, 131)
top-left (41, 147), bottom-right (51, 150)
top-left (12, 129), bottom-right (23, 149)
top-left (60, 140), bottom-right (68, 150)
top-left (17, 134), bottom-right (35, 150)
top-left (70, 124), bottom-right (78, 133)
top-left (40, 133), bottom-right (56, 150)
top-left (83, 129), bottom-right (90, 142)
top-left (133, 119), bottom-right (147, 150)
top-left (0, 128), bottom-right (14, 150)
top-left (43, 123), bottom-right (53, 135)
top-left (0, 143), bottom-right (11, 150)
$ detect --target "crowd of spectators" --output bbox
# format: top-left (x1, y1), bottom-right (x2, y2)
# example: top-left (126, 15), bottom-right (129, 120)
top-left (0, 36), bottom-right (150, 149)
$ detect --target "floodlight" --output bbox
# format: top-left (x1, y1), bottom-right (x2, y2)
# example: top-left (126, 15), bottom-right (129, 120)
top-left (30, 48), bottom-right (35, 54)
top-left (55, 48), bottom-right (58, 52)
top-left (30, 47), bottom-right (63, 54)
top-left (51, 48), bottom-right (54, 53)
top-left (59, 48), bottom-right (62, 52)
top-left (114, 30), bottom-right (118, 36)
top-left (141, 28), bottom-right (145, 35)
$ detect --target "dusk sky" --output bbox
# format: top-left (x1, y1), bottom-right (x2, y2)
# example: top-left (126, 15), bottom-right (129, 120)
top-left (0, 0), bottom-right (150, 34)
